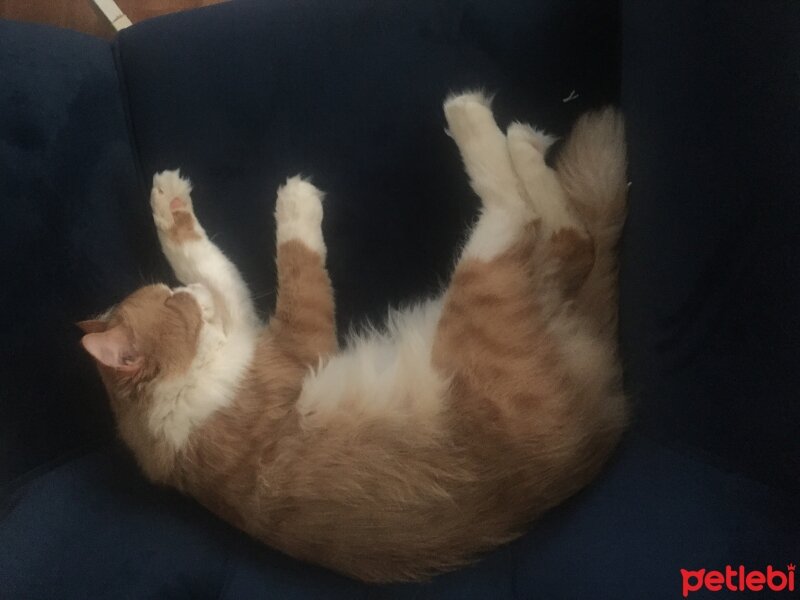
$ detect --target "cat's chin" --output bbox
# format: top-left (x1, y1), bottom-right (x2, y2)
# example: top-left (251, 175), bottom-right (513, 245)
top-left (174, 283), bottom-right (215, 322)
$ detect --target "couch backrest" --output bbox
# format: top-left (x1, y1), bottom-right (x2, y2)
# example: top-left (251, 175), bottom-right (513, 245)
top-left (620, 0), bottom-right (800, 492)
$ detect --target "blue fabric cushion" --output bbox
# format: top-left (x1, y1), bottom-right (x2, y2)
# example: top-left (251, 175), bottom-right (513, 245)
top-left (3, 435), bottom-right (797, 599)
top-left (0, 19), bottom-right (149, 489)
top-left (113, 0), bottom-right (620, 330)
top-left (620, 0), bottom-right (800, 495)
top-left (1, 0), bottom-right (798, 598)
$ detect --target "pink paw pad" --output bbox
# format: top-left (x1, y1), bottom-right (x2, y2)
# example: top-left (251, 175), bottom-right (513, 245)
top-left (169, 197), bottom-right (186, 212)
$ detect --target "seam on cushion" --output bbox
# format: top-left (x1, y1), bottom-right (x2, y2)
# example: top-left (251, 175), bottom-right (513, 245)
top-left (216, 553), bottom-right (237, 600)
top-left (510, 544), bottom-right (519, 600)
top-left (110, 30), bottom-right (149, 202)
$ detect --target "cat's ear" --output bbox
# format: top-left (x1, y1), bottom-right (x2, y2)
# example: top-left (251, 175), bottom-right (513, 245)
top-left (81, 326), bottom-right (143, 373)
top-left (76, 319), bottom-right (107, 334)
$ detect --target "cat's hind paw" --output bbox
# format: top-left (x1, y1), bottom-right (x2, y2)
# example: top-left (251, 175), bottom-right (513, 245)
top-left (443, 91), bottom-right (532, 215)
top-left (443, 91), bottom-right (496, 146)
top-left (506, 123), bottom-right (576, 231)
top-left (507, 121), bottom-right (556, 155)
top-left (275, 176), bottom-right (325, 258)
top-left (151, 170), bottom-right (201, 242)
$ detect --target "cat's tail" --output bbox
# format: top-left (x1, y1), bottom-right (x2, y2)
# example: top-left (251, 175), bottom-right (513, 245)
top-left (555, 108), bottom-right (628, 338)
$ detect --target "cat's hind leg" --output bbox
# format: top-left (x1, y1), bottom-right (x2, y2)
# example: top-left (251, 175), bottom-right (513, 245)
top-left (443, 92), bottom-right (537, 263)
top-left (434, 101), bottom-right (627, 505)
top-left (151, 170), bottom-right (259, 332)
top-left (433, 93), bottom-right (551, 403)
top-left (506, 122), bottom-right (595, 301)
top-left (268, 177), bottom-right (337, 365)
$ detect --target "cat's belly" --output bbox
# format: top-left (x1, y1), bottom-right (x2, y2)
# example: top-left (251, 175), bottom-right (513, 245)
top-left (295, 299), bottom-right (448, 424)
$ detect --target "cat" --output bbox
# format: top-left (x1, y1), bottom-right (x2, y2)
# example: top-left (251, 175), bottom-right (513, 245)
top-left (79, 92), bottom-right (628, 583)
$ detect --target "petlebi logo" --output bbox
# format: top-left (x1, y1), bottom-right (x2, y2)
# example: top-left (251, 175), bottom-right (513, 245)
top-left (681, 564), bottom-right (795, 597)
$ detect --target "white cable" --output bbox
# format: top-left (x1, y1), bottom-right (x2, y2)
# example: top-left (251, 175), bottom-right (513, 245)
top-left (92, 0), bottom-right (133, 31)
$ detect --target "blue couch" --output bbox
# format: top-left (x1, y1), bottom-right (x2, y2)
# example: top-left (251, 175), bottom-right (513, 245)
top-left (1, 1), bottom-right (798, 598)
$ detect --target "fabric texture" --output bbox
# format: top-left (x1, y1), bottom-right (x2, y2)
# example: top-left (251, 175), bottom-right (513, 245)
top-left (0, 19), bottom-right (151, 490)
top-left (1, 1), bottom-right (798, 598)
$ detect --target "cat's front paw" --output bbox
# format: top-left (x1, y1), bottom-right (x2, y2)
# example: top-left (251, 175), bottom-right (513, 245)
top-left (275, 176), bottom-right (326, 257)
top-left (151, 170), bottom-right (201, 242)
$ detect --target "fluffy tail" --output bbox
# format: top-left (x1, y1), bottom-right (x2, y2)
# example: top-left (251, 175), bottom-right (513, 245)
top-left (555, 108), bottom-right (628, 337)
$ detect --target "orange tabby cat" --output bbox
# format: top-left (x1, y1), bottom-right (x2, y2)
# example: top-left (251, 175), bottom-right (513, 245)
top-left (79, 93), bottom-right (628, 582)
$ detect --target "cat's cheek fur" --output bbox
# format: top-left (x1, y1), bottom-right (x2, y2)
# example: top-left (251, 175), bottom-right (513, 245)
top-left (148, 320), bottom-right (256, 450)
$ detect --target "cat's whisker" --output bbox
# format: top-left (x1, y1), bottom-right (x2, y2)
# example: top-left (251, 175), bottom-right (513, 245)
top-left (249, 290), bottom-right (275, 301)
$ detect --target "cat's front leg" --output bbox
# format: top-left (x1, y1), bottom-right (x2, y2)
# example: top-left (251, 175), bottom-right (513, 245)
top-left (151, 170), bottom-right (258, 331)
top-left (269, 176), bottom-right (336, 364)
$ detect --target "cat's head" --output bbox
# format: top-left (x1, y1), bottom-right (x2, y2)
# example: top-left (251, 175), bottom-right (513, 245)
top-left (79, 283), bottom-right (225, 473)
top-left (78, 283), bottom-right (219, 381)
